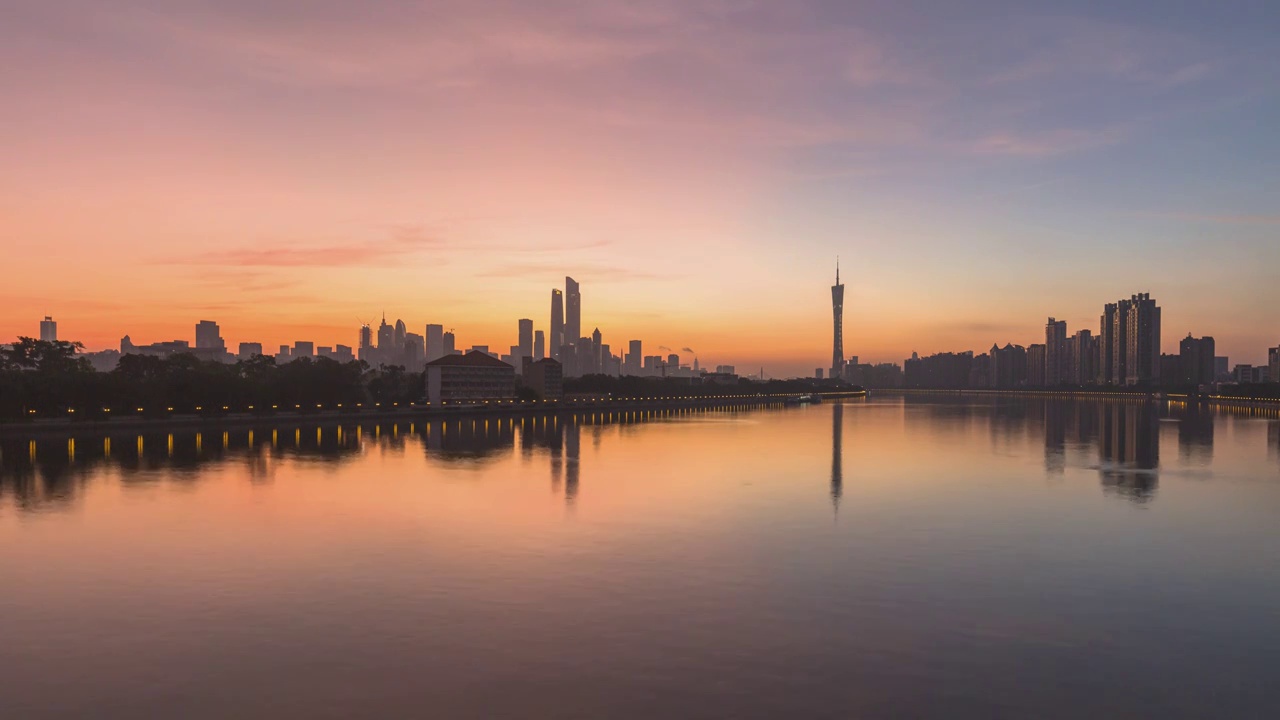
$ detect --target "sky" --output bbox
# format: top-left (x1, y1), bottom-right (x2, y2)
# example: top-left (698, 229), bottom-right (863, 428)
top-left (2, 0), bottom-right (1278, 376)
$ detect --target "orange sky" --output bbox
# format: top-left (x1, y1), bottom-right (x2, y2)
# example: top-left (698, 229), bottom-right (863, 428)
top-left (3, 1), bottom-right (1278, 374)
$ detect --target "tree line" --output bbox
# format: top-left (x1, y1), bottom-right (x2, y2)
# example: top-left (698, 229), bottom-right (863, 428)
top-left (0, 338), bottom-right (422, 420)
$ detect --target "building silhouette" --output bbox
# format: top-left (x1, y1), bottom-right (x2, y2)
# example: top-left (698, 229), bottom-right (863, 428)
top-left (377, 316), bottom-right (394, 355)
top-left (443, 330), bottom-right (456, 356)
top-left (358, 324), bottom-right (374, 363)
top-left (1045, 318), bottom-right (1067, 386)
top-left (1067, 329), bottom-right (1097, 385)
top-left (565, 276), bottom-right (581, 355)
top-left (831, 262), bottom-right (845, 380)
top-left (1124, 293), bottom-right (1161, 386)
top-left (518, 318), bottom-right (533, 365)
top-left (425, 324), bottom-right (444, 362)
top-left (523, 357), bottom-right (563, 399)
top-left (425, 351), bottom-right (516, 404)
top-left (1027, 344), bottom-right (1046, 386)
top-left (1179, 334), bottom-right (1215, 386)
top-left (39, 316), bottom-right (57, 342)
top-left (550, 289), bottom-right (564, 361)
top-left (394, 319), bottom-right (407, 351)
top-left (534, 330), bottom-right (545, 361)
top-left (1101, 294), bottom-right (1161, 386)
top-left (194, 320), bottom-right (224, 350)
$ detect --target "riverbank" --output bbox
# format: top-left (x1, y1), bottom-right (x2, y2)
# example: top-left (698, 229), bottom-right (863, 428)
top-left (1, 390), bottom-right (868, 437)
top-left (876, 387), bottom-right (1280, 409)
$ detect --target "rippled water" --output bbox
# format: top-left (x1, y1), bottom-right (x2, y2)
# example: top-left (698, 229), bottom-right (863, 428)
top-left (3, 396), bottom-right (1280, 719)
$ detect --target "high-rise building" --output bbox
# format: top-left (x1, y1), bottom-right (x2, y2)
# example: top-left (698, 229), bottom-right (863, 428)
top-left (426, 324), bottom-right (444, 362)
top-left (1067, 329), bottom-right (1097, 385)
top-left (1028, 344), bottom-right (1047, 386)
top-left (403, 332), bottom-right (425, 370)
top-left (394, 319), bottom-right (407, 351)
top-left (565, 277), bottom-right (581, 352)
top-left (359, 324), bottom-right (374, 363)
top-left (1099, 303), bottom-right (1117, 384)
top-left (534, 330), bottom-right (545, 361)
top-left (195, 320), bottom-right (224, 350)
top-left (1270, 346), bottom-right (1280, 386)
top-left (1215, 356), bottom-right (1230, 382)
top-left (39, 316), bottom-right (57, 342)
top-left (518, 319), bottom-right (534, 362)
top-left (443, 331), bottom-right (456, 356)
top-left (831, 261), bottom-right (845, 380)
top-left (1124, 293), bottom-right (1161, 386)
top-left (292, 341), bottom-right (314, 358)
top-left (377, 316), bottom-right (394, 352)
top-left (238, 342), bottom-right (263, 359)
top-left (592, 328), bottom-right (603, 374)
top-left (550, 289), bottom-right (564, 361)
top-left (989, 343), bottom-right (1028, 388)
top-left (1179, 334), bottom-right (1216, 386)
top-left (626, 340), bottom-right (642, 376)
top-left (1045, 318), bottom-right (1067, 386)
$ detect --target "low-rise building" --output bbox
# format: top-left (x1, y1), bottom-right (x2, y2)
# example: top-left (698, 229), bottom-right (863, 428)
top-left (522, 358), bottom-right (563, 399)
top-left (426, 351), bottom-right (515, 404)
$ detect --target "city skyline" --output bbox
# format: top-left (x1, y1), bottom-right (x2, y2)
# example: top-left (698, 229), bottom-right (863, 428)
top-left (23, 276), bottom-right (1280, 385)
top-left (3, 2), bottom-right (1279, 376)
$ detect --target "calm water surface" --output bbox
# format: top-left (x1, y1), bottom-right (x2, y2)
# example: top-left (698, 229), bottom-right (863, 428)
top-left (3, 396), bottom-right (1280, 719)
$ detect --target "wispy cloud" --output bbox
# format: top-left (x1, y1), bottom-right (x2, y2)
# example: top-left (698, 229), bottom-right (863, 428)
top-left (478, 261), bottom-right (674, 281)
top-left (1140, 212), bottom-right (1280, 226)
top-left (162, 225), bottom-right (444, 267)
top-left (965, 127), bottom-right (1126, 157)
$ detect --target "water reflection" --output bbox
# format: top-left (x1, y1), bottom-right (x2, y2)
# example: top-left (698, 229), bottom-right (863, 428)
top-left (0, 399), bottom-right (1272, 514)
top-left (0, 405), bottom-right (782, 512)
top-left (892, 395), bottom-right (1258, 504)
top-left (831, 402), bottom-right (843, 514)
top-left (1097, 402), bottom-right (1160, 503)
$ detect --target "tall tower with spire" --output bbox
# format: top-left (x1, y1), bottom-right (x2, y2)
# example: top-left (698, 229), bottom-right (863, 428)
top-left (831, 259), bottom-right (845, 380)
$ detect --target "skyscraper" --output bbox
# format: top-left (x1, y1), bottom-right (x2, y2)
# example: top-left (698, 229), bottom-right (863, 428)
top-left (443, 330), bottom-right (456, 356)
top-left (518, 319), bottom-right (534, 361)
top-left (358, 324), bottom-right (374, 362)
top-left (627, 340), bottom-right (642, 376)
top-left (39, 316), bottom-right (57, 342)
top-left (831, 261), bottom-right (845, 380)
top-left (377, 316), bottom-right (394, 352)
top-left (1068, 329), bottom-right (1097, 385)
top-left (592, 327), bottom-right (603, 374)
top-left (1179, 334), bottom-right (1215, 386)
top-left (1045, 318), bottom-right (1067, 386)
top-left (534, 330), bottom-right (545, 361)
top-left (565, 277), bottom-right (581, 353)
top-left (394, 319), bottom-right (407, 351)
top-left (426, 324), bottom-right (444, 362)
top-left (195, 320), bottom-right (224, 350)
top-left (550, 289), bottom-right (564, 361)
top-left (1124, 293), bottom-right (1161, 386)
top-left (1099, 303), bottom-right (1117, 384)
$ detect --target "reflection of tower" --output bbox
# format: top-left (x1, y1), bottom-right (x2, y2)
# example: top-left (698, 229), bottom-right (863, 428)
top-left (565, 418), bottom-right (580, 504)
top-left (549, 416), bottom-right (563, 492)
top-left (1178, 403), bottom-right (1214, 462)
top-left (831, 402), bottom-right (843, 514)
top-left (1098, 401), bottom-right (1160, 502)
top-left (1043, 399), bottom-right (1067, 474)
top-left (831, 261), bottom-right (845, 380)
